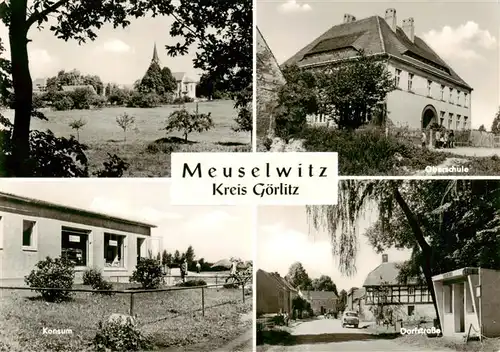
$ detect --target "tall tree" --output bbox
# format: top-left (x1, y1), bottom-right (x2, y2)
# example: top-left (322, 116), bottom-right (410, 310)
top-left (337, 289), bottom-right (347, 312)
top-left (185, 245), bottom-right (195, 265)
top-left (160, 66), bottom-right (176, 93)
top-left (311, 275), bottom-right (338, 295)
top-left (285, 262), bottom-right (312, 290)
top-left (491, 108), bottom-right (500, 135)
top-left (173, 250), bottom-right (181, 265)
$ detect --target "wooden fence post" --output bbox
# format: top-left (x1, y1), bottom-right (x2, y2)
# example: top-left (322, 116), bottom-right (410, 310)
top-left (242, 283), bottom-right (245, 303)
top-left (201, 287), bottom-right (205, 316)
top-left (129, 292), bottom-right (135, 317)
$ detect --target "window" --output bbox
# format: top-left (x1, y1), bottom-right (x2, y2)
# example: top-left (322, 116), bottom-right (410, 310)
top-left (456, 115), bottom-right (461, 130)
top-left (395, 69), bottom-right (401, 88)
top-left (407, 73), bottom-right (414, 91)
top-left (61, 227), bottom-right (89, 267)
top-left (408, 287), bottom-right (415, 295)
top-left (440, 111), bottom-right (445, 126)
top-left (444, 285), bottom-right (452, 313)
top-left (440, 85), bottom-right (445, 100)
top-left (449, 88), bottom-right (454, 104)
top-left (104, 233), bottom-right (126, 268)
top-left (408, 305), bottom-right (415, 316)
top-left (448, 113), bottom-right (453, 129)
top-left (427, 80), bottom-right (432, 97)
top-left (457, 91), bottom-right (461, 106)
top-left (22, 220), bottom-right (37, 250)
top-left (464, 93), bottom-right (468, 107)
top-left (464, 116), bottom-right (468, 129)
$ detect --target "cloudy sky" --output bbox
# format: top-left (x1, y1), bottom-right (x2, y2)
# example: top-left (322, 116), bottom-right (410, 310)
top-left (0, 10), bottom-right (200, 85)
top-left (257, 0), bottom-right (499, 129)
top-left (257, 205), bottom-right (411, 292)
top-left (0, 179), bottom-right (252, 262)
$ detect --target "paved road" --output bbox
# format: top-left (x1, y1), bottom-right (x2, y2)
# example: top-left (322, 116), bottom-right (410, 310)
top-left (264, 319), bottom-right (451, 352)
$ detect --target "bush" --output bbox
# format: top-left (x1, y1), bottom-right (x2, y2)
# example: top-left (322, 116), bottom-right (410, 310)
top-left (92, 279), bottom-right (115, 296)
top-left (172, 95), bottom-right (194, 104)
top-left (93, 320), bottom-right (152, 351)
top-left (92, 153), bottom-right (130, 177)
top-left (129, 258), bottom-right (162, 289)
top-left (83, 267), bottom-right (103, 286)
top-left (24, 256), bottom-right (75, 302)
top-left (175, 279), bottom-right (207, 287)
top-left (32, 93), bottom-right (46, 109)
top-left (53, 95), bottom-right (74, 111)
top-left (91, 95), bottom-right (107, 108)
top-left (68, 88), bottom-right (95, 109)
top-left (126, 92), bottom-right (160, 108)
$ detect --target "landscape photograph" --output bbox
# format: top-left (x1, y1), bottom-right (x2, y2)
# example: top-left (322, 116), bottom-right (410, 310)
top-left (256, 180), bottom-right (500, 352)
top-left (257, 1), bottom-right (500, 176)
top-left (0, 0), bottom-right (252, 177)
top-left (0, 179), bottom-right (253, 351)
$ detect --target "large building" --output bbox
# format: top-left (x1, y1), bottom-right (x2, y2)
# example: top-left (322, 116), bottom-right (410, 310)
top-left (303, 290), bottom-right (339, 315)
top-left (283, 8), bottom-right (472, 131)
top-left (256, 269), bottom-right (299, 315)
top-left (0, 192), bottom-right (157, 285)
top-left (361, 254), bottom-right (435, 322)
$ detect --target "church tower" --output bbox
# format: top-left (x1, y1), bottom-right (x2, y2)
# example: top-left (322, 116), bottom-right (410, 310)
top-left (151, 42), bottom-right (160, 66)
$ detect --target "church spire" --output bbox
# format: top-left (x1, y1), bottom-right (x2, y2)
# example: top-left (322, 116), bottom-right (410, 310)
top-left (151, 42), bottom-right (160, 65)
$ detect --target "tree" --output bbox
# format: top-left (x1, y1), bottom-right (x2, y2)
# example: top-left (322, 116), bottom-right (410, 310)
top-left (307, 180), bottom-right (500, 330)
top-left (173, 250), bottom-right (181, 265)
top-left (69, 118), bottom-right (86, 141)
top-left (160, 67), bottom-right (176, 93)
top-left (491, 108), bottom-right (500, 135)
top-left (232, 86), bottom-right (252, 143)
top-left (185, 245), bottom-right (195, 267)
top-left (138, 62), bottom-right (166, 95)
top-left (68, 87), bottom-right (95, 110)
top-left (285, 262), bottom-right (312, 290)
top-left (311, 275), bottom-right (338, 295)
top-left (116, 113), bottom-right (135, 142)
top-left (479, 124), bottom-right (487, 132)
top-left (337, 289), bottom-right (347, 313)
top-left (163, 104), bottom-right (213, 142)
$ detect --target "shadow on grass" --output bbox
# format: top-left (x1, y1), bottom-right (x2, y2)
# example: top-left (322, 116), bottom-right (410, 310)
top-left (258, 330), bottom-right (400, 346)
top-left (216, 141), bottom-right (248, 147)
top-left (106, 139), bottom-right (123, 143)
top-left (155, 136), bottom-right (198, 145)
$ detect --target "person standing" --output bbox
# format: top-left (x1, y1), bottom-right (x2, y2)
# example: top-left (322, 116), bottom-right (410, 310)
top-left (180, 259), bottom-right (188, 283)
top-left (435, 130), bottom-right (441, 148)
top-left (421, 130), bottom-right (427, 148)
top-left (443, 131), bottom-right (449, 148)
top-left (449, 130), bottom-right (455, 148)
top-left (196, 261), bottom-right (201, 274)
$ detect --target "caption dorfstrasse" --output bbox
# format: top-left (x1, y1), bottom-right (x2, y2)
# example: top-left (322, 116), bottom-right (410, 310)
top-left (182, 162), bottom-right (329, 197)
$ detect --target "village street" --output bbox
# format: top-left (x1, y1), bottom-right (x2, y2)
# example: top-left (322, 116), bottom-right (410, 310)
top-left (263, 318), bottom-right (454, 351)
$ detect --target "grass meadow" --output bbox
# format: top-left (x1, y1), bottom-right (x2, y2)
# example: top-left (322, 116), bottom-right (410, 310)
top-left (0, 286), bottom-right (251, 351)
top-left (3, 100), bottom-right (251, 177)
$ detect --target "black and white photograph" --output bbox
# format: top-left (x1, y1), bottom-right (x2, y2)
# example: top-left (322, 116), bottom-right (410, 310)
top-left (257, 1), bottom-right (500, 176)
top-left (0, 0), bottom-right (252, 177)
top-left (256, 180), bottom-right (500, 351)
top-left (0, 179), bottom-right (253, 351)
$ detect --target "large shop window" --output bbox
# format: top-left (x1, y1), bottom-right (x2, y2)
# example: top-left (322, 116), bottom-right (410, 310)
top-left (104, 233), bottom-right (125, 267)
top-left (61, 227), bottom-right (89, 266)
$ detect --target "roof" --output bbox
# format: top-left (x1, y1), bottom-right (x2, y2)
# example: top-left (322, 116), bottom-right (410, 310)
top-left (432, 267), bottom-right (480, 282)
top-left (172, 72), bottom-right (197, 83)
top-left (363, 262), bottom-right (421, 286)
top-left (257, 26), bottom-right (286, 86)
top-left (353, 287), bottom-right (365, 300)
top-left (257, 269), bottom-right (298, 292)
top-left (61, 85), bottom-right (97, 93)
top-left (283, 15), bottom-right (471, 90)
top-left (33, 78), bottom-right (47, 86)
top-left (304, 290), bottom-right (339, 300)
top-left (0, 192), bottom-right (156, 229)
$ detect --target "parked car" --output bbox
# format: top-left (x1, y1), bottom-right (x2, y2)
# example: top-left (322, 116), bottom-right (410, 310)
top-left (341, 311), bottom-right (359, 328)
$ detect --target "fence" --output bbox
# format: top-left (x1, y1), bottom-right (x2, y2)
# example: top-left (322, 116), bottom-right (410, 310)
top-left (0, 283), bottom-right (249, 328)
top-left (161, 274), bottom-right (234, 287)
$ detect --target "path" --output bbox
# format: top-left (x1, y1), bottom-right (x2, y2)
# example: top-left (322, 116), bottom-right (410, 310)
top-left (435, 147), bottom-right (500, 158)
top-left (414, 156), bottom-right (469, 175)
top-left (264, 319), bottom-right (453, 352)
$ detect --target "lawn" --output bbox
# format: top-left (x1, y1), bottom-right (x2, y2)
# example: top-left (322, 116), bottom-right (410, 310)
top-left (2, 100), bottom-right (251, 177)
top-left (0, 286), bottom-right (251, 351)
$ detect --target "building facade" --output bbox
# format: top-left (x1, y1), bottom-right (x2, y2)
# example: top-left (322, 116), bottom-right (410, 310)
top-left (283, 8), bottom-right (472, 131)
top-left (0, 192), bottom-right (156, 285)
top-left (362, 254), bottom-right (436, 322)
top-left (256, 269), bottom-right (298, 315)
top-left (303, 290), bottom-right (339, 315)
top-left (433, 267), bottom-right (500, 338)
top-left (172, 72), bottom-right (197, 100)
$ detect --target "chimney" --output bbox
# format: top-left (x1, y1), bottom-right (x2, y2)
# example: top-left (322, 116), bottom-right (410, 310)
top-left (382, 254), bottom-right (388, 263)
top-left (402, 18), bottom-right (415, 42)
top-left (384, 8), bottom-right (397, 32)
top-left (343, 14), bottom-right (356, 23)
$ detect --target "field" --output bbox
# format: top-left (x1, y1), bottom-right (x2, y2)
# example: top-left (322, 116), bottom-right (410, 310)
top-left (2, 100), bottom-right (251, 177)
top-left (0, 286), bottom-right (251, 351)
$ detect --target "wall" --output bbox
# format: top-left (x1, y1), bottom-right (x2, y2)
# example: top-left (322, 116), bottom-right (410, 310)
top-left (256, 271), bottom-right (281, 315)
top-left (480, 268), bottom-right (500, 337)
top-left (0, 211), bottom-right (147, 284)
top-left (386, 62), bottom-right (471, 130)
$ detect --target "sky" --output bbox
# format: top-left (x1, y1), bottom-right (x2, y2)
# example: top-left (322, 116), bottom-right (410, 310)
top-left (257, 0), bottom-right (499, 129)
top-left (0, 7), bottom-right (200, 85)
top-left (257, 205), bottom-right (411, 292)
top-left (0, 179), bottom-right (253, 262)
